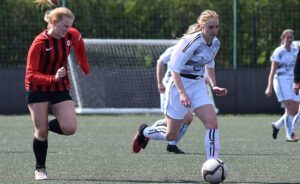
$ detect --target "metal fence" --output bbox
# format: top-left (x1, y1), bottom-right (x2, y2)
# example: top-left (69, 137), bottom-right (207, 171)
top-left (1, 0), bottom-right (300, 68)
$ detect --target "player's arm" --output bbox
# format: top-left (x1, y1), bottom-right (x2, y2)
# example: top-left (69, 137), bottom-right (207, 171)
top-left (168, 39), bottom-right (198, 108)
top-left (26, 42), bottom-right (56, 84)
top-left (171, 70), bottom-right (190, 108)
top-left (205, 66), bottom-right (227, 96)
top-left (70, 28), bottom-right (89, 75)
top-left (156, 59), bottom-right (165, 93)
top-left (294, 50), bottom-right (300, 94)
top-left (265, 61), bottom-right (278, 97)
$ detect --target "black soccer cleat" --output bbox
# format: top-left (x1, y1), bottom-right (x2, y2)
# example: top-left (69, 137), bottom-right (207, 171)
top-left (272, 124), bottom-right (279, 140)
top-left (132, 124), bottom-right (149, 153)
top-left (167, 144), bottom-right (185, 154)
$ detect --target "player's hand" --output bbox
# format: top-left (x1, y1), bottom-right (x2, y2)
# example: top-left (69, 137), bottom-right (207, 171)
top-left (55, 67), bottom-right (66, 81)
top-left (265, 87), bottom-right (272, 97)
top-left (212, 86), bottom-right (227, 96)
top-left (294, 83), bottom-right (300, 95)
top-left (158, 83), bottom-right (165, 93)
top-left (179, 92), bottom-right (191, 108)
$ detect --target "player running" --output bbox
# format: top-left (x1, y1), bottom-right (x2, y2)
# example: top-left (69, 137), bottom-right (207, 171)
top-left (26, 0), bottom-right (89, 180)
top-left (132, 10), bottom-right (227, 160)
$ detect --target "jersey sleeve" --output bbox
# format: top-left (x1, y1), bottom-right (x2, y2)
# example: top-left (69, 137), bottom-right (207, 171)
top-left (159, 46), bottom-right (174, 64)
top-left (26, 40), bottom-right (55, 85)
top-left (294, 50), bottom-right (300, 83)
top-left (168, 36), bottom-right (200, 73)
top-left (270, 47), bottom-right (282, 63)
top-left (69, 27), bottom-right (89, 75)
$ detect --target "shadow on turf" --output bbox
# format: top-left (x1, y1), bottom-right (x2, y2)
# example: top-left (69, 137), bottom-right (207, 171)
top-left (170, 152), bottom-right (299, 157)
top-left (48, 178), bottom-right (300, 184)
top-left (49, 178), bottom-right (202, 183)
top-left (0, 150), bottom-right (58, 154)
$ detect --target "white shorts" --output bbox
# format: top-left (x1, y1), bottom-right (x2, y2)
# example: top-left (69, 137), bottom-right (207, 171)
top-left (273, 77), bottom-right (300, 102)
top-left (164, 77), bottom-right (212, 119)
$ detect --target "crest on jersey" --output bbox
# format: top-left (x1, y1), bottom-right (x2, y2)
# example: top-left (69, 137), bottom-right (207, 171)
top-left (67, 40), bottom-right (70, 46)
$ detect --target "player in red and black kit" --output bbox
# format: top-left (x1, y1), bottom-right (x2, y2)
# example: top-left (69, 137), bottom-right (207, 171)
top-left (26, 1), bottom-right (89, 180)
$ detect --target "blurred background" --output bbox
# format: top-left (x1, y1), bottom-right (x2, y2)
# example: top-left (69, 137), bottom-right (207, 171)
top-left (1, 0), bottom-right (300, 114)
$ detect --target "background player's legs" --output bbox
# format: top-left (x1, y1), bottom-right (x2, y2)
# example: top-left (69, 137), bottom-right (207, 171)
top-left (271, 113), bottom-right (286, 139)
top-left (167, 112), bottom-right (192, 153)
top-left (282, 100), bottom-right (299, 141)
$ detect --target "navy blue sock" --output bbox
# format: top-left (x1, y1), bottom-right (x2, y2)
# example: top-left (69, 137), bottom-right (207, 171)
top-left (33, 138), bottom-right (48, 169)
top-left (48, 119), bottom-right (64, 135)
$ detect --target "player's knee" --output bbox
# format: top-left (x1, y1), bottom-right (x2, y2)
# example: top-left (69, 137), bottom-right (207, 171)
top-left (60, 121), bottom-right (77, 135)
top-left (204, 119), bottom-right (218, 129)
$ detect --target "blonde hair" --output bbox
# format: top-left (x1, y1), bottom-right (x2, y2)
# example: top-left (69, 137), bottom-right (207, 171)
top-left (35, 0), bottom-right (75, 25)
top-left (197, 10), bottom-right (219, 31)
top-left (184, 23), bottom-right (200, 35)
top-left (280, 29), bottom-right (294, 44)
top-left (35, 0), bottom-right (58, 8)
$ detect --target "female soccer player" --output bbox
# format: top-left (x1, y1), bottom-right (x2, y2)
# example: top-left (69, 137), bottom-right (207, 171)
top-left (265, 29), bottom-right (300, 141)
top-left (26, 0), bottom-right (89, 180)
top-left (132, 10), bottom-right (227, 160)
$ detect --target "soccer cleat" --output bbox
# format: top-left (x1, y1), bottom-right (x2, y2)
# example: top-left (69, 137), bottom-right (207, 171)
top-left (272, 124), bottom-right (280, 140)
top-left (167, 144), bottom-right (185, 154)
top-left (35, 168), bottom-right (48, 180)
top-left (132, 124), bottom-right (149, 153)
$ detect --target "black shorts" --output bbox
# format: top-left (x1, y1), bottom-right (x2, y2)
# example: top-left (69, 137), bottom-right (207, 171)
top-left (26, 90), bottom-right (72, 105)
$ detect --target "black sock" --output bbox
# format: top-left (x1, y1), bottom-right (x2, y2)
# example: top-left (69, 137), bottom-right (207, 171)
top-left (48, 119), bottom-right (64, 135)
top-left (33, 138), bottom-right (48, 170)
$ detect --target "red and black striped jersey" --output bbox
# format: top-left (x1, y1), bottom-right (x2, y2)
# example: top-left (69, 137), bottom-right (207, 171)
top-left (25, 27), bottom-right (89, 92)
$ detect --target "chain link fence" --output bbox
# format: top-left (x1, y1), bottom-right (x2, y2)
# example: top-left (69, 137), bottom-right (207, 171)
top-left (1, 0), bottom-right (300, 68)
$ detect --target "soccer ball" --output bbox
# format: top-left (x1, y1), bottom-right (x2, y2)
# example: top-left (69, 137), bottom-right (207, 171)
top-left (201, 158), bottom-right (228, 184)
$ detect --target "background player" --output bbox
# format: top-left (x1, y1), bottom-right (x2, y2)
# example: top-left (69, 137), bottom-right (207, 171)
top-left (26, 0), bottom-right (89, 180)
top-left (265, 29), bottom-right (300, 141)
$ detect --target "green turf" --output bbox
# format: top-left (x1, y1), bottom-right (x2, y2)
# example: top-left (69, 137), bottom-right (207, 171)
top-left (0, 114), bottom-right (300, 184)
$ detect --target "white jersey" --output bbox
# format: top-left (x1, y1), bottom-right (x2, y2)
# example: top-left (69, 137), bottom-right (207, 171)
top-left (168, 32), bottom-right (220, 76)
top-left (270, 44), bottom-right (299, 79)
top-left (159, 46), bottom-right (174, 85)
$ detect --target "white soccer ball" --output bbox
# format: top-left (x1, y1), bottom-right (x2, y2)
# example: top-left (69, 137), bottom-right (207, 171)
top-left (201, 158), bottom-right (228, 184)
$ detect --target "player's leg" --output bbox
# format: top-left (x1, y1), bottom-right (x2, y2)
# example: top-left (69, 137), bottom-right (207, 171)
top-left (271, 113), bottom-right (286, 139)
top-left (283, 100), bottom-right (299, 141)
top-left (287, 101), bottom-right (300, 141)
top-left (49, 91), bottom-right (76, 135)
top-left (194, 104), bottom-right (219, 160)
top-left (51, 100), bottom-right (77, 136)
top-left (132, 78), bottom-right (185, 153)
top-left (167, 111), bottom-right (193, 154)
top-left (28, 102), bottom-right (49, 180)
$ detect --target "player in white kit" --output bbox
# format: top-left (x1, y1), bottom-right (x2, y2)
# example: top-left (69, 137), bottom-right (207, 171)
top-left (265, 29), bottom-right (300, 141)
top-left (132, 10), bottom-right (227, 160)
top-left (156, 47), bottom-right (193, 153)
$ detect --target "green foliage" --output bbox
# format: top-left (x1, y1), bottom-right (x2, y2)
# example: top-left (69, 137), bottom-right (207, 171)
top-left (1, 0), bottom-right (300, 68)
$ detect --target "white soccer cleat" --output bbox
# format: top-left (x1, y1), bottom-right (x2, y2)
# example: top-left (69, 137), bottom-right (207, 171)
top-left (35, 168), bottom-right (48, 180)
